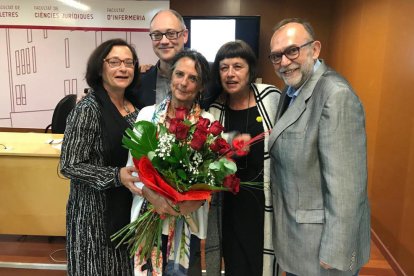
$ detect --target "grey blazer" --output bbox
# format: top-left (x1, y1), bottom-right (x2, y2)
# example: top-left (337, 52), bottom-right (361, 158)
top-left (268, 61), bottom-right (370, 276)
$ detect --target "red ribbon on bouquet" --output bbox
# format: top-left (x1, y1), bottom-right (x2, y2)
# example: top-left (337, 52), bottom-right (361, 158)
top-left (230, 130), bottom-right (272, 157)
top-left (133, 156), bottom-right (212, 204)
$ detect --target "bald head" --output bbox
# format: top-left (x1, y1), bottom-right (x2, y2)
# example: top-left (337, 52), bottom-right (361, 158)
top-left (272, 18), bottom-right (315, 40)
top-left (269, 20), bottom-right (321, 88)
top-left (150, 9), bottom-right (186, 30)
top-left (149, 9), bottom-right (188, 64)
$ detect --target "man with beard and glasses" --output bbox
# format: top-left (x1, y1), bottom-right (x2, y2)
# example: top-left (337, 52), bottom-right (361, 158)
top-left (268, 18), bottom-right (371, 276)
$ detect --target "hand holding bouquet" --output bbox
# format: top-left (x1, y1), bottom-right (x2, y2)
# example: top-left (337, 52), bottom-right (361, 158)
top-left (111, 107), bottom-right (243, 266)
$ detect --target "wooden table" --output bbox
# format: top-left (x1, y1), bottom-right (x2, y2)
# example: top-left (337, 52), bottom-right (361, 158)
top-left (0, 132), bottom-right (69, 236)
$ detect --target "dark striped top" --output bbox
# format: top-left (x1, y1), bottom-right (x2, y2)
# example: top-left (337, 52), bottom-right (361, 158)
top-left (60, 92), bottom-right (138, 275)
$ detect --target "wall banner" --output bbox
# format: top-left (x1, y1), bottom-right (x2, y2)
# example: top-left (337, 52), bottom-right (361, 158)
top-left (0, 0), bottom-right (169, 30)
top-left (0, 0), bottom-right (169, 129)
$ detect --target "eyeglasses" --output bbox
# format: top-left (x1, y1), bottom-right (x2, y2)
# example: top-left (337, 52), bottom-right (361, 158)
top-left (149, 30), bottom-right (184, 41)
top-left (268, 41), bottom-right (314, 64)
top-left (104, 58), bottom-right (136, 68)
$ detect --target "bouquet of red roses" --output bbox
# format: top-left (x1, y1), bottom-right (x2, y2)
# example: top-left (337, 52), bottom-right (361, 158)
top-left (111, 107), bottom-right (243, 264)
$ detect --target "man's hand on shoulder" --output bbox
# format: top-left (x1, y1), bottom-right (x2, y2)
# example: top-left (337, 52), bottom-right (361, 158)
top-left (77, 88), bottom-right (89, 103)
top-left (139, 64), bottom-right (153, 73)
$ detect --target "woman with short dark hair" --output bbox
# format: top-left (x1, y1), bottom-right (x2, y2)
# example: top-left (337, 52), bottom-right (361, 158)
top-left (207, 40), bottom-right (281, 276)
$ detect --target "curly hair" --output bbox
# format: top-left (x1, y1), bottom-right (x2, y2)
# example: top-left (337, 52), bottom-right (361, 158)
top-left (169, 49), bottom-right (210, 99)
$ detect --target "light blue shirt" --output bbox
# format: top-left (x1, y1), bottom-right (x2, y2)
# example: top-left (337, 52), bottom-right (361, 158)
top-left (287, 59), bottom-right (322, 106)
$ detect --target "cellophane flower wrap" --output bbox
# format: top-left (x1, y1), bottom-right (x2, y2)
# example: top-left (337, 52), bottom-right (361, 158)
top-left (111, 107), bottom-right (241, 266)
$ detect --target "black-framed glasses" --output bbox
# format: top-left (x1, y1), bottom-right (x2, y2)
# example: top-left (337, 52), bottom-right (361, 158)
top-left (149, 30), bottom-right (184, 41)
top-left (268, 41), bottom-right (314, 64)
top-left (104, 58), bottom-right (136, 68)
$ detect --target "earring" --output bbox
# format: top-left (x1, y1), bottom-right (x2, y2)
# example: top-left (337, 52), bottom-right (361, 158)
top-left (197, 91), bottom-right (203, 103)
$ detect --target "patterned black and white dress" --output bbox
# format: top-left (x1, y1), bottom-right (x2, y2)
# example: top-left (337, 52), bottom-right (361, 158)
top-left (60, 91), bottom-right (138, 276)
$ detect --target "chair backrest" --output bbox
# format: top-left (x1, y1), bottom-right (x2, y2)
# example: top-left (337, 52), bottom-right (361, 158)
top-left (47, 94), bottom-right (77, 134)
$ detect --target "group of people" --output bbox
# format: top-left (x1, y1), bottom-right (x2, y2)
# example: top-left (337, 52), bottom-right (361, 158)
top-left (60, 9), bottom-right (370, 276)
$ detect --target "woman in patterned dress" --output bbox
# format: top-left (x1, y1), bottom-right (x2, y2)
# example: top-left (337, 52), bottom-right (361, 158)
top-left (127, 49), bottom-right (213, 276)
top-left (60, 38), bottom-right (142, 275)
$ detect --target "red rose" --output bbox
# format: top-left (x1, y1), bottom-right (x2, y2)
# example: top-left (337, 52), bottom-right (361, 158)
top-left (190, 130), bottom-right (208, 151)
top-left (223, 174), bottom-right (240, 194)
top-left (195, 124), bottom-right (208, 137)
top-left (197, 117), bottom-right (210, 129)
top-left (168, 118), bottom-right (181, 133)
top-left (232, 139), bottom-right (249, 156)
top-left (210, 137), bottom-right (224, 152)
top-left (209, 121), bottom-right (224, 136)
top-left (175, 122), bottom-right (190, 140)
top-left (175, 107), bottom-right (188, 120)
top-left (210, 137), bottom-right (231, 155)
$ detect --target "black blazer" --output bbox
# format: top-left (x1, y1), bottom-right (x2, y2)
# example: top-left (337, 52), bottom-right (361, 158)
top-left (134, 63), bottom-right (158, 110)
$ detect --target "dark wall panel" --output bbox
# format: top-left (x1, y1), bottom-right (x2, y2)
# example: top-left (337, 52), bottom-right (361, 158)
top-left (171, 0), bottom-right (414, 274)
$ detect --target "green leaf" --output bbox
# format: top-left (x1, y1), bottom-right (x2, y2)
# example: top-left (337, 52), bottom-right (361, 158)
top-left (209, 161), bottom-right (221, 171)
top-left (172, 144), bottom-right (181, 159)
top-left (208, 158), bottom-right (237, 183)
top-left (180, 144), bottom-right (190, 157)
top-left (177, 169), bottom-right (187, 180)
top-left (123, 121), bottom-right (158, 158)
top-left (122, 136), bottom-right (146, 159)
top-left (188, 183), bottom-right (229, 191)
top-left (209, 158), bottom-right (237, 174)
top-left (158, 124), bottom-right (168, 135)
top-left (165, 156), bottom-right (178, 164)
top-left (222, 159), bottom-right (237, 173)
top-left (147, 151), bottom-right (156, 160)
top-left (151, 156), bottom-right (165, 171)
top-left (125, 128), bottom-right (140, 143)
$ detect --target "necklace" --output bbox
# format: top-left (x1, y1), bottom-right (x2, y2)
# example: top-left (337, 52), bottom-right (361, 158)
top-left (164, 100), bottom-right (201, 124)
top-left (123, 99), bottom-right (131, 114)
top-left (226, 89), bottom-right (266, 183)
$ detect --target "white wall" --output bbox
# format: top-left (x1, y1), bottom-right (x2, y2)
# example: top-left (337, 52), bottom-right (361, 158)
top-left (0, 0), bottom-right (168, 129)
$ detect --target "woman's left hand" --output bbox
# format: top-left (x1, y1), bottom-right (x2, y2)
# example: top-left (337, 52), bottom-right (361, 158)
top-left (177, 200), bottom-right (204, 215)
top-left (119, 166), bottom-right (142, 195)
